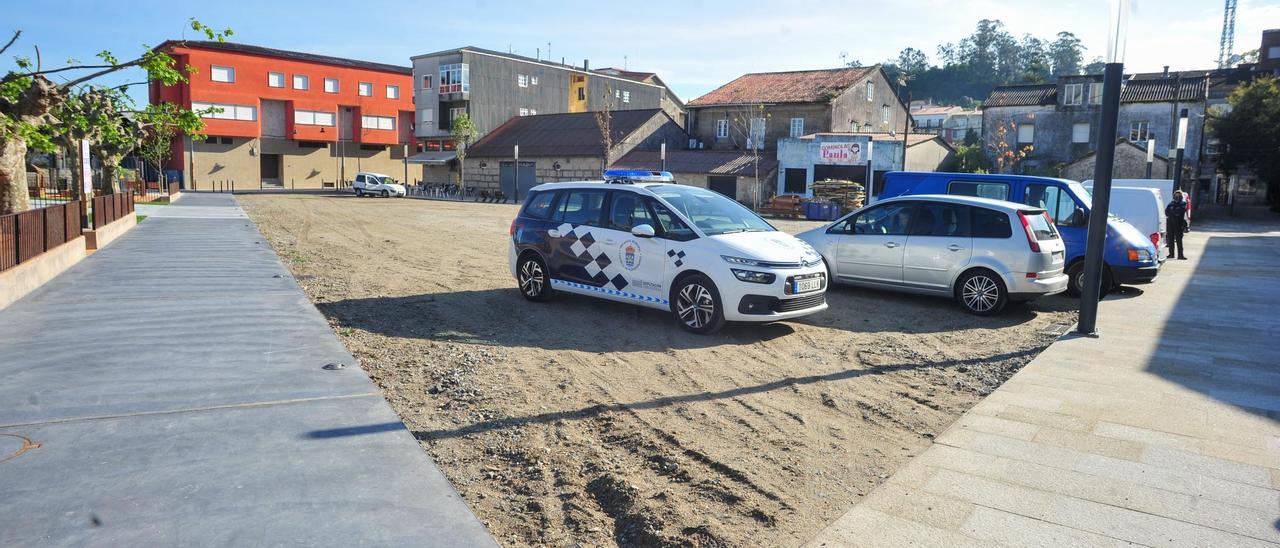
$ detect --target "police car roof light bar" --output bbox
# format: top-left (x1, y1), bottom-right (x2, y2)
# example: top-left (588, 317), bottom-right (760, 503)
top-left (603, 169), bottom-right (675, 184)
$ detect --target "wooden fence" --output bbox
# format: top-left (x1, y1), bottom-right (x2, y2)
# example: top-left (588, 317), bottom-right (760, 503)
top-left (0, 200), bottom-right (83, 272)
top-left (91, 192), bottom-right (134, 229)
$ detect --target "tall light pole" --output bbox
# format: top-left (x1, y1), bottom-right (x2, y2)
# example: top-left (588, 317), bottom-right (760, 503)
top-left (660, 141), bottom-right (667, 172)
top-left (1078, 0), bottom-right (1129, 336)
top-left (865, 140), bottom-right (876, 205)
top-left (1172, 109), bottom-right (1189, 191)
top-left (1145, 138), bottom-right (1155, 178)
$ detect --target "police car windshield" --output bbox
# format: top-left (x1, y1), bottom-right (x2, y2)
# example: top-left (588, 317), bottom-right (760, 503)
top-left (648, 185), bottom-right (774, 235)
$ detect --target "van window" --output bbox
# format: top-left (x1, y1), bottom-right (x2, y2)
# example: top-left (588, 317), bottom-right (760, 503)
top-left (851, 202), bottom-right (914, 235)
top-left (648, 200), bottom-right (696, 241)
top-left (608, 192), bottom-right (654, 231)
top-left (969, 207), bottom-right (1013, 238)
top-left (1024, 184), bottom-right (1085, 227)
top-left (949, 180), bottom-right (1010, 201)
top-left (908, 202), bottom-right (970, 237)
top-left (522, 191), bottom-right (557, 220)
top-left (556, 190), bottom-right (606, 226)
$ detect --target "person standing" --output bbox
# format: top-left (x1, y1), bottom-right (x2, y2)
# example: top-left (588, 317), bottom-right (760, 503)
top-left (1165, 190), bottom-right (1190, 260)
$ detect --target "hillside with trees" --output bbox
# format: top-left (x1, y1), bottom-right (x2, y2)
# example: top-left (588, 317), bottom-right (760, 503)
top-left (874, 19), bottom-right (1100, 108)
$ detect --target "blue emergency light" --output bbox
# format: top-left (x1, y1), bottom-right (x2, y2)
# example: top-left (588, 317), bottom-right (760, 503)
top-left (603, 169), bottom-right (674, 183)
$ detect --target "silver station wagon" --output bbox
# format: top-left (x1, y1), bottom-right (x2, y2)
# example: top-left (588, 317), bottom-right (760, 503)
top-left (796, 195), bottom-right (1068, 315)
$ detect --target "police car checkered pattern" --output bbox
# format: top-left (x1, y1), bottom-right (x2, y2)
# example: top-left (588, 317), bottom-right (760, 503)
top-left (667, 249), bottom-right (686, 267)
top-left (551, 279), bottom-right (669, 305)
top-left (558, 223), bottom-right (631, 291)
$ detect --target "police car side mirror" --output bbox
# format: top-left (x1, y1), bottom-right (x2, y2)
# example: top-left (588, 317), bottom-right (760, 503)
top-left (632, 224), bottom-right (656, 238)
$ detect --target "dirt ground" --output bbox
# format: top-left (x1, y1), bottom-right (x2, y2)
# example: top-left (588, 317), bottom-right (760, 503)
top-left (239, 193), bottom-right (1077, 547)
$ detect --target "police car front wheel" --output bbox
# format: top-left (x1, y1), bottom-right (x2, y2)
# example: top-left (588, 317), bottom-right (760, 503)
top-left (517, 254), bottom-right (553, 302)
top-left (673, 275), bottom-right (726, 334)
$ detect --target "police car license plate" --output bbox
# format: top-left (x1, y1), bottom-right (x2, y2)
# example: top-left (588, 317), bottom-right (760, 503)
top-left (793, 277), bottom-right (823, 293)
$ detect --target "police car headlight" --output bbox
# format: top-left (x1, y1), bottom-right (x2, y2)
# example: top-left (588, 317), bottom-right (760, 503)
top-left (731, 269), bottom-right (776, 284)
top-left (722, 255), bottom-right (762, 267)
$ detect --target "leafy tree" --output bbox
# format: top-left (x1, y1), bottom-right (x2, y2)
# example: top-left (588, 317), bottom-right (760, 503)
top-left (1050, 32), bottom-right (1084, 76)
top-left (895, 48), bottom-right (929, 77)
top-left (0, 19), bottom-right (229, 214)
top-left (136, 101), bottom-right (203, 189)
top-left (1209, 75), bottom-right (1280, 209)
top-left (953, 142), bottom-right (989, 173)
top-left (1019, 35), bottom-right (1052, 84)
top-left (450, 112), bottom-right (477, 189)
top-left (1083, 57), bottom-right (1107, 75)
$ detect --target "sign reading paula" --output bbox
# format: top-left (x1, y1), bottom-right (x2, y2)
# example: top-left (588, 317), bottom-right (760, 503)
top-left (818, 142), bottom-right (863, 165)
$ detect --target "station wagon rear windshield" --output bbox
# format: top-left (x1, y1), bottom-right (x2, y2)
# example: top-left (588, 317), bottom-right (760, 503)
top-left (1022, 210), bottom-right (1059, 240)
top-left (647, 185), bottom-right (774, 236)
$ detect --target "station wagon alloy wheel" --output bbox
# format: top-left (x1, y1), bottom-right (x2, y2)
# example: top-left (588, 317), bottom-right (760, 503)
top-left (956, 270), bottom-right (1007, 316)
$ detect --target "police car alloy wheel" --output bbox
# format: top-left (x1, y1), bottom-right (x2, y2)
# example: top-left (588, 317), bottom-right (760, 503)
top-left (956, 269), bottom-right (1007, 316)
top-left (673, 275), bottom-right (726, 334)
top-left (517, 254), bottom-right (553, 301)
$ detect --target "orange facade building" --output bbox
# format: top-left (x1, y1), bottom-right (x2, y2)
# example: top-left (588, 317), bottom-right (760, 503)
top-left (151, 41), bottom-right (416, 189)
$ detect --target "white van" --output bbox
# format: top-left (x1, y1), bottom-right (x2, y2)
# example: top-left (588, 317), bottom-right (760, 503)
top-left (1083, 184), bottom-right (1168, 262)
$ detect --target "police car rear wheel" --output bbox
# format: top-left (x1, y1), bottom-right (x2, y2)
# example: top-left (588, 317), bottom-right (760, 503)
top-left (517, 255), bottom-right (552, 302)
top-left (673, 275), bottom-right (725, 334)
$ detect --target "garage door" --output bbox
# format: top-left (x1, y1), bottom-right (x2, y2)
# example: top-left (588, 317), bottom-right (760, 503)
top-left (708, 176), bottom-right (737, 199)
top-left (783, 168), bottom-right (807, 194)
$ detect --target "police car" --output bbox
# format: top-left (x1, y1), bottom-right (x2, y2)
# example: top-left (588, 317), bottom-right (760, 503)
top-left (509, 170), bottom-right (828, 334)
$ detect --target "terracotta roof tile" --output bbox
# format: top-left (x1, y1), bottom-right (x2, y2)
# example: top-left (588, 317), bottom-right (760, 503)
top-left (688, 67), bottom-right (876, 106)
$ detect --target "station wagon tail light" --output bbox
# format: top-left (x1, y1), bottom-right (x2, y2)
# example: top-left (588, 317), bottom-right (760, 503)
top-left (509, 219), bottom-right (517, 236)
top-left (1149, 232), bottom-right (1160, 246)
top-left (1017, 211), bottom-right (1041, 253)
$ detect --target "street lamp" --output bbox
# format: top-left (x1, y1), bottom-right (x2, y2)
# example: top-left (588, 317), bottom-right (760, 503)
top-left (1078, 0), bottom-right (1129, 336)
top-left (865, 140), bottom-right (875, 204)
top-left (1145, 138), bottom-right (1155, 178)
top-left (1172, 109), bottom-right (1189, 191)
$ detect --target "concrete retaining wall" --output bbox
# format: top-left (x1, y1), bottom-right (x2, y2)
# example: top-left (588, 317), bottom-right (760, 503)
top-left (85, 212), bottom-right (137, 251)
top-left (0, 237), bottom-right (86, 311)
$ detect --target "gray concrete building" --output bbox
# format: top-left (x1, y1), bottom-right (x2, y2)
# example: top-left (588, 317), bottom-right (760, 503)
top-left (685, 66), bottom-right (910, 152)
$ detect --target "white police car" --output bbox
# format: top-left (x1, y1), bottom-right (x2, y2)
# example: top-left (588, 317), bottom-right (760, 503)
top-left (509, 170), bottom-right (828, 334)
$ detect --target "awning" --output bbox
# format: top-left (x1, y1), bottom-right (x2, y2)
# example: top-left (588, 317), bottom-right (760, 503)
top-left (407, 151), bottom-right (458, 165)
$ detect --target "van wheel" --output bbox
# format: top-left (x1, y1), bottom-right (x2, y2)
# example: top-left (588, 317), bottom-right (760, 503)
top-left (381, 189), bottom-right (390, 198)
top-left (956, 269), bottom-right (1007, 316)
top-left (1066, 262), bottom-right (1112, 299)
top-left (355, 188), bottom-right (364, 197)
top-left (672, 275), bottom-right (726, 334)
top-left (517, 254), bottom-right (553, 302)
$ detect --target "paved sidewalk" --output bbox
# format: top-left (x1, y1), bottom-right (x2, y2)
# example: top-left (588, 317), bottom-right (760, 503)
top-left (810, 219), bottom-right (1280, 547)
top-left (0, 193), bottom-right (495, 546)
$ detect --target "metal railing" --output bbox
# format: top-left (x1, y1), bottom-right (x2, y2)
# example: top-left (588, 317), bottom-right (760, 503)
top-left (90, 192), bottom-right (134, 230)
top-left (0, 200), bottom-right (83, 273)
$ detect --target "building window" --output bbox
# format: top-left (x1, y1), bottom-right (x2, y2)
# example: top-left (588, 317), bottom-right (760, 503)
top-left (529, 108), bottom-right (537, 115)
top-left (267, 72), bottom-right (284, 88)
top-left (358, 82), bottom-right (372, 96)
top-left (748, 118), bottom-right (766, 147)
top-left (866, 81), bottom-right (874, 101)
top-left (361, 115), bottom-right (395, 130)
top-left (518, 108), bottom-right (530, 116)
top-left (1268, 46), bottom-right (1280, 59)
top-left (1129, 121), bottom-right (1150, 141)
top-left (1088, 82), bottom-right (1103, 105)
top-left (439, 63), bottom-right (470, 94)
top-left (1072, 122), bottom-right (1090, 143)
top-left (294, 109), bottom-right (335, 126)
top-left (1017, 123), bottom-right (1034, 144)
top-left (386, 85), bottom-right (399, 99)
top-left (881, 105), bottom-right (890, 124)
top-left (1063, 83), bottom-right (1083, 106)
top-left (448, 107), bottom-right (467, 126)
top-left (577, 87), bottom-right (585, 101)
top-left (715, 119), bottom-right (729, 139)
top-left (790, 117), bottom-right (804, 138)
top-left (622, 91), bottom-right (631, 103)
top-left (420, 109), bottom-right (434, 125)
top-left (323, 78), bottom-right (338, 93)
top-left (293, 74), bottom-right (309, 90)
top-left (421, 74), bottom-right (433, 90)
top-left (191, 101), bottom-right (256, 121)
top-left (615, 89), bottom-right (621, 99)
top-left (530, 76), bottom-right (538, 86)
top-left (211, 65), bottom-right (235, 83)
top-left (518, 74), bottom-right (529, 88)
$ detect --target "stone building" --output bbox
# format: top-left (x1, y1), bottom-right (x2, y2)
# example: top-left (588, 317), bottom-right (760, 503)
top-left (595, 68), bottom-right (687, 128)
top-left (1061, 140), bottom-right (1171, 182)
top-left (461, 109), bottom-right (686, 198)
top-left (685, 66), bottom-right (910, 152)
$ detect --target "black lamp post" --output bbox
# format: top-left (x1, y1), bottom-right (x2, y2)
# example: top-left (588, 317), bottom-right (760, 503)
top-left (1078, 0), bottom-right (1129, 335)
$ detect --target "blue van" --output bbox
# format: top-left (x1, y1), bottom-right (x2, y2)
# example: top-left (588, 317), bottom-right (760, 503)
top-left (879, 172), bottom-right (1159, 295)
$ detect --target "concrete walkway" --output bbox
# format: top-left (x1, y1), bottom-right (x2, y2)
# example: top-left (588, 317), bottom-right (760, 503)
top-left (810, 219), bottom-right (1280, 547)
top-left (0, 193), bottom-right (495, 546)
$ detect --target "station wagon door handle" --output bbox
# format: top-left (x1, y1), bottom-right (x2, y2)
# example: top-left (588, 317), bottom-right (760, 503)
top-left (547, 229), bottom-right (563, 238)
top-left (884, 242), bottom-right (899, 248)
top-left (948, 244), bottom-right (965, 252)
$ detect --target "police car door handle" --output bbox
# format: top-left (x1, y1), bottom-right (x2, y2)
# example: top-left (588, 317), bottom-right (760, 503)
top-left (603, 239), bottom-right (616, 245)
top-left (547, 229), bottom-right (563, 238)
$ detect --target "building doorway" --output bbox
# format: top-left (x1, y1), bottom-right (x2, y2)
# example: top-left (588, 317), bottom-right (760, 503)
top-left (783, 168), bottom-right (807, 194)
top-left (499, 161), bottom-right (537, 201)
top-left (260, 153), bottom-right (282, 187)
top-left (708, 175), bottom-right (737, 199)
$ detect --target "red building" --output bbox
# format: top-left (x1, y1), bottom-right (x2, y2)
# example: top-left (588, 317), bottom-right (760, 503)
top-left (151, 40), bottom-right (416, 189)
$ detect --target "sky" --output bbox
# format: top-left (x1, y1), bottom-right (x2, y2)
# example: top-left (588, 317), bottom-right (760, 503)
top-left (2, 0), bottom-right (1277, 106)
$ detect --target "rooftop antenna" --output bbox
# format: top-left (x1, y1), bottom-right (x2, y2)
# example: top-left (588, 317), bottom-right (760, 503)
top-left (624, 55), bottom-right (628, 70)
top-left (839, 51), bottom-right (849, 66)
top-left (1217, 0), bottom-right (1237, 68)
top-left (536, 47), bottom-right (540, 60)
top-left (547, 42), bottom-right (552, 61)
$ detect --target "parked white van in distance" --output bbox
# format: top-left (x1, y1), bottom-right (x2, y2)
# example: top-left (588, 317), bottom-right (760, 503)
top-left (1083, 184), bottom-right (1169, 262)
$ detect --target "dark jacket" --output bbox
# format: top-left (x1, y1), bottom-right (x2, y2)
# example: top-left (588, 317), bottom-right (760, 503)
top-left (1166, 198), bottom-right (1189, 229)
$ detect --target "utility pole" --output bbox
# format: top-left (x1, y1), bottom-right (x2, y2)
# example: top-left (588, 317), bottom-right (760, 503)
top-left (1172, 108), bottom-right (1189, 191)
top-left (865, 140), bottom-right (876, 204)
top-left (901, 91), bottom-right (911, 171)
top-left (660, 141), bottom-right (666, 172)
top-left (1145, 138), bottom-right (1155, 178)
top-left (1079, 0), bottom-right (1128, 336)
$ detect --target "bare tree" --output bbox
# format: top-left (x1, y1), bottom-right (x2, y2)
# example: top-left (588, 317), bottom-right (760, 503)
top-left (594, 83), bottom-right (614, 171)
top-left (725, 103), bottom-right (769, 208)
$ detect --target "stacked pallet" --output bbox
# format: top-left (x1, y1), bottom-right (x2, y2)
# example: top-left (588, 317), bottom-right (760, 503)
top-left (809, 179), bottom-right (866, 214)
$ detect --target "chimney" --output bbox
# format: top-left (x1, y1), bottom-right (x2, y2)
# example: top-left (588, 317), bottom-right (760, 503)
top-left (584, 59), bottom-right (590, 71)
top-left (1162, 66), bottom-right (1169, 77)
